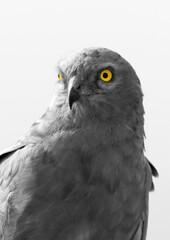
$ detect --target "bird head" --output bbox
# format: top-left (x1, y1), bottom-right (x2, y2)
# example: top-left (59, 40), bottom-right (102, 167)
top-left (55, 48), bottom-right (144, 127)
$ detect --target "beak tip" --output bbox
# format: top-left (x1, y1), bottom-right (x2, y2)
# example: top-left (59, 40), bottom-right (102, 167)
top-left (69, 87), bottom-right (80, 110)
top-left (69, 103), bottom-right (73, 110)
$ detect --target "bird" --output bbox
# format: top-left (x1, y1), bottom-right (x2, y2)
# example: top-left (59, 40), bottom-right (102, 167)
top-left (0, 47), bottom-right (158, 240)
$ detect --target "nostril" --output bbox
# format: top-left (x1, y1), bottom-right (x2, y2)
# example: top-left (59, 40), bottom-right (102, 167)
top-left (76, 85), bottom-right (81, 91)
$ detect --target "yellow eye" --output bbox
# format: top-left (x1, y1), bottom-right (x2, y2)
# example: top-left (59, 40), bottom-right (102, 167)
top-left (100, 69), bottom-right (112, 82)
top-left (58, 74), bottom-right (62, 81)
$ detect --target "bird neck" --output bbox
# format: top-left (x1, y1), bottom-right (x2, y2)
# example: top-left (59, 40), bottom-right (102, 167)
top-left (24, 93), bottom-right (145, 155)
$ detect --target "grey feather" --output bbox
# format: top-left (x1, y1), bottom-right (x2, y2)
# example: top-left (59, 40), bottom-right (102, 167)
top-left (0, 47), bottom-right (158, 240)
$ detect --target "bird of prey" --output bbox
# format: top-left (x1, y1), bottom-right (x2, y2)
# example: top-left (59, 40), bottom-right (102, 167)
top-left (0, 48), bottom-right (158, 240)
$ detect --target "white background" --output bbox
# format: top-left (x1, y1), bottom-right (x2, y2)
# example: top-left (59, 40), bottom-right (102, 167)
top-left (0, 0), bottom-right (169, 239)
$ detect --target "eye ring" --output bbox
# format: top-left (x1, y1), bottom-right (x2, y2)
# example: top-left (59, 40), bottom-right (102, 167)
top-left (58, 74), bottom-right (62, 81)
top-left (100, 69), bottom-right (112, 82)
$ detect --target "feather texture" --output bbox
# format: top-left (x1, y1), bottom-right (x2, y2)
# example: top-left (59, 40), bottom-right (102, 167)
top-left (0, 48), bottom-right (158, 240)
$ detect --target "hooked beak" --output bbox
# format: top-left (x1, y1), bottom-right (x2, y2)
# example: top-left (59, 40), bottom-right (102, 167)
top-left (69, 86), bottom-right (80, 109)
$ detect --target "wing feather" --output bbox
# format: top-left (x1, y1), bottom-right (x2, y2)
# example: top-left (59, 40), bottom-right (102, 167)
top-left (145, 157), bottom-right (158, 191)
top-left (0, 143), bottom-right (32, 239)
top-left (0, 144), bottom-right (26, 163)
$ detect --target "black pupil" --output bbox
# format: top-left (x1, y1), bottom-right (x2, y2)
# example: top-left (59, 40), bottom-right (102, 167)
top-left (103, 72), bottom-right (108, 78)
